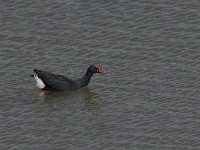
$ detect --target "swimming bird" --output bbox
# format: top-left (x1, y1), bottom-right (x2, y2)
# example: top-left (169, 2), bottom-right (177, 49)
top-left (32, 64), bottom-right (104, 91)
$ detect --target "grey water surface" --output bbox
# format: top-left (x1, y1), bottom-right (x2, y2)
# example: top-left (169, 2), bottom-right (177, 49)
top-left (0, 0), bottom-right (200, 150)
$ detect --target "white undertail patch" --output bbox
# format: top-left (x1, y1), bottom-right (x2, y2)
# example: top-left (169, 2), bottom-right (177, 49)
top-left (34, 74), bottom-right (45, 89)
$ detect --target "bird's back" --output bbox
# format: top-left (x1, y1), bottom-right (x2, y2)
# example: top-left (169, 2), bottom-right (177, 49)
top-left (33, 69), bottom-right (78, 90)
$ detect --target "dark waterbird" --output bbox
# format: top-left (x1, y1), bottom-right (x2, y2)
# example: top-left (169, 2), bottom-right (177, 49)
top-left (32, 64), bottom-right (104, 91)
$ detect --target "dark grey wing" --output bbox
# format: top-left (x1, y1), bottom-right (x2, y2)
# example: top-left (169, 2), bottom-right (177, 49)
top-left (33, 69), bottom-right (78, 90)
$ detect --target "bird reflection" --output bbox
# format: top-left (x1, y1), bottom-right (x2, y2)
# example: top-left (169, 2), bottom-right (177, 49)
top-left (38, 90), bottom-right (71, 100)
top-left (37, 87), bottom-right (101, 115)
top-left (80, 88), bottom-right (101, 115)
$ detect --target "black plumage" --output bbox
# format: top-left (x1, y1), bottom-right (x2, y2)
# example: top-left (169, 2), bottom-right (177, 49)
top-left (32, 64), bottom-right (104, 91)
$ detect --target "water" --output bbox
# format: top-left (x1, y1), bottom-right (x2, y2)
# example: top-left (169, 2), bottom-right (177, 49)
top-left (0, 0), bottom-right (200, 149)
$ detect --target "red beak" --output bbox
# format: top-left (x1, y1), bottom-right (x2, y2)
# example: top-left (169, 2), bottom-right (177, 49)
top-left (98, 68), bottom-right (104, 74)
top-left (94, 64), bottom-right (104, 74)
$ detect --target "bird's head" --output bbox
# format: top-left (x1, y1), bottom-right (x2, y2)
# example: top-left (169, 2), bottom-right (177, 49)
top-left (88, 64), bottom-right (104, 75)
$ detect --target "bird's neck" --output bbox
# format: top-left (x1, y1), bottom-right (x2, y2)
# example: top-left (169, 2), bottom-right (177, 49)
top-left (79, 71), bottom-right (94, 87)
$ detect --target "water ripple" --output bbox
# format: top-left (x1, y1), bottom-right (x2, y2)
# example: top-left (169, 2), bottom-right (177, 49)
top-left (1, 0), bottom-right (200, 149)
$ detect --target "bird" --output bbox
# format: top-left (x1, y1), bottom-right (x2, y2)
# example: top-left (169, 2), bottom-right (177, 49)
top-left (32, 64), bottom-right (104, 91)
